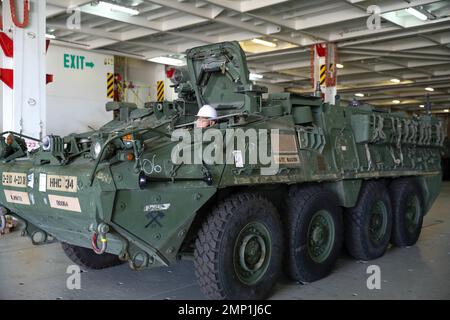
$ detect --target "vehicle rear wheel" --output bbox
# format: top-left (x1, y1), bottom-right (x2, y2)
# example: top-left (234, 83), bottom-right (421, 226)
top-left (194, 193), bottom-right (283, 300)
top-left (61, 242), bottom-right (124, 270)
top-left (284, 184), bottom-right (343, 282)
top-left (345, 181), bottom-right (392, 260)
top-left (389, 178), bottom-right (424, 247)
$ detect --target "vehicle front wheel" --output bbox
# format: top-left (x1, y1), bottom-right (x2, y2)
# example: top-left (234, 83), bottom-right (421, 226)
top-left (194, 193), bottom-right (283, 300)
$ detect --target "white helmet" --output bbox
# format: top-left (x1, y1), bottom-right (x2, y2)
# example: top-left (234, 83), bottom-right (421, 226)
top-left (197, 105), bottom-right (217, 119)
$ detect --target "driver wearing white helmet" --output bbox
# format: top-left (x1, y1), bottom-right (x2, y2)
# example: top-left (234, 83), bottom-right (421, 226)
top-left (196, 105), bottom-right (218, 128)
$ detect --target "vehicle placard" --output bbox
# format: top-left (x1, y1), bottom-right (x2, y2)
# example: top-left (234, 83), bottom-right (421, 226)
top-left (271, 133), bottom-right (298, 154)
top-left (46, 175), bottom-right (78, 193)
top-left (274, 154), bottom-right (301, 165)
top-left (39, 173), bottom-right (47, 192)
top-left (4, 190), bottom-right (30, 205)
top-left (48, 195), bottom-right (81, 212)
top-left (2, 172), bottom-right (27, 188)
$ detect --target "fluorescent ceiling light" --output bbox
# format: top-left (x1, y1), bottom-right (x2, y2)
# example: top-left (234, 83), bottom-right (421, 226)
top-left (392, 100), bottom-right (401, 104)
top-left (249, 73), bottom-right (264, 80)
top-left (130, 0), bottom-right (143, 6)
top-left (445, 109), bottom-right (450, 113)
top-left (419, 104), bottom-right (425, 108)
top-left (147, 56), bottom-right (185, 66)
top-left (251, 38), bottom-right (277, 48)
top-left (405, 7), bottom-right (428, 21)
top-left (390, 78), bottom-right (400, 83)
top-left (98, 1), bottom-right (140, 16)
top-left (425, 87), bottom-right (434, 92)
top-left (336, 63), bottom-right (344, 69)
top-left (45, 34), bottom-right (56, 39)
top-left (354, 93), bottom-right (364, 97)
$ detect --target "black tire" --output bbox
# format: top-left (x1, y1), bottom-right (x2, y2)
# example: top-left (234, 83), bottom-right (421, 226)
top-left (284, 184), bottom-right (343, 282)
top-left (61, 242), bottom-right (124, 270)
top-left (345, 181), bottom-right (392, 260)
top-left (0, 215), bottom-right (5, 232)
top-left (194, 193), bottom-right (283, 300)
top-left (389, 178), bottom-right (425, 247)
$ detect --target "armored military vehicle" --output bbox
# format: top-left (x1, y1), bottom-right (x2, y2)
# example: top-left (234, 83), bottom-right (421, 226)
top-left (0, 42), bottom-right (444, 300)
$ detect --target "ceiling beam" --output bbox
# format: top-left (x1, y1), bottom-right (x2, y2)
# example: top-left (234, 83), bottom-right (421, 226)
top-left (142, 0), bottom-right (314, 46)
top-left (145, 0), bottom-right (281, 34)
top-left (339, 48), bottom-right (450, 61)
top-left (80, 3), bottom-right (164, 30)
top-left (333, 77), bottom-right (450, 93)
top-left (289, 0), bottom-right (443, 30)
top-left (378, 58), bottom-right (434, 77)
top-left (46, 0), bottom-right (92, 17)
top-left (49, 2), bottom-right (218, 51)
top-left (47, 22), bottom-right (122, 41)
top-left (198, 0), bottom-right (291, 13)
top-left (337, 23), bottom-right (450, 47)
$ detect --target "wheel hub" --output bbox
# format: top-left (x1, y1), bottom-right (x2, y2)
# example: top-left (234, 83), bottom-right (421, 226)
top-left (234, 222), bottom-right (271, 285)
top-left (240, 234), bottom-right (266, 272)
top-left (405, 195), bottom-right (420, 234)
top-left (369, 201), bottom-right (388, 245)
top-left (307, 210), bottom-right (335, 263)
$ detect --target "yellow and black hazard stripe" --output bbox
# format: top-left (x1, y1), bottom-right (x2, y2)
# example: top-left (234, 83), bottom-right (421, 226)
top-left (117, 79), bottom-right (123, 96)
top-left (157, 80), bottom-right (164, 102)
top-left (320, 65), bottom-right (326, 86)
top-left (107, 73), bottom-right (114, 99)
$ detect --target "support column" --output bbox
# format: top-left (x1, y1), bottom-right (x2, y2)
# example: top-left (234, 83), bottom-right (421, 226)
top-left (2, 0), bottom-right (47, 147)
top-left (324, 43), bottom-right (338, 105)
top-left (310, 43), bottom-right (339, 105)
top-left (310, 43), bottom-right (326, 97)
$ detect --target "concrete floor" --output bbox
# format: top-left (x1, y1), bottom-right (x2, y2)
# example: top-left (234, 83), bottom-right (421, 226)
top-left (1, 183), bottom-right (449, 300)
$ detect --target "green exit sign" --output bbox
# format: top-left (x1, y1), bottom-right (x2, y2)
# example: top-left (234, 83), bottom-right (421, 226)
top-left (64, 54), bottom-right (95, 70)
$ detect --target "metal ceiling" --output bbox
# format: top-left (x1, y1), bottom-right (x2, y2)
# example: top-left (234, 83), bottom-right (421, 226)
top-left (46, 0), bottom-right (450, 112)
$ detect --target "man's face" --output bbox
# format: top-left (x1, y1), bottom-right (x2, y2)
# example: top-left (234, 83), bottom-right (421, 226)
top-left (196, 117), bottom-right (215, 128)
top-left (6, 135), bottom-right (13, 145)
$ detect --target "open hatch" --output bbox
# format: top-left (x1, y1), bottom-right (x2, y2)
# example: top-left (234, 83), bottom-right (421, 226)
top-left (186, 41), bottom-right (267, 114)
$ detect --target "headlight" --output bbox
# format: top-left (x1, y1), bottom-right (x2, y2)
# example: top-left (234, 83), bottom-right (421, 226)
top-left (42, 135), bottom-right (52, 151)
top-left (41, 135), bottom-right (63, 153)
top-left (92, 141), bottom-right (102, 159)
top-left (91, 140), bottom-right (116, 160)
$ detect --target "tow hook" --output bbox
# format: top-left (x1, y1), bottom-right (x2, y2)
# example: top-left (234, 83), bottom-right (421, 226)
top-left (0, 207), bottom-right (7, 233)
top-left (91, 223), bottom-right (109, 255)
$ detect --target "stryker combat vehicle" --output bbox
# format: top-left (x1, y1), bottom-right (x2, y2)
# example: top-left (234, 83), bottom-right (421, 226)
top-left (0, 42), bottom-right (444, 300)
